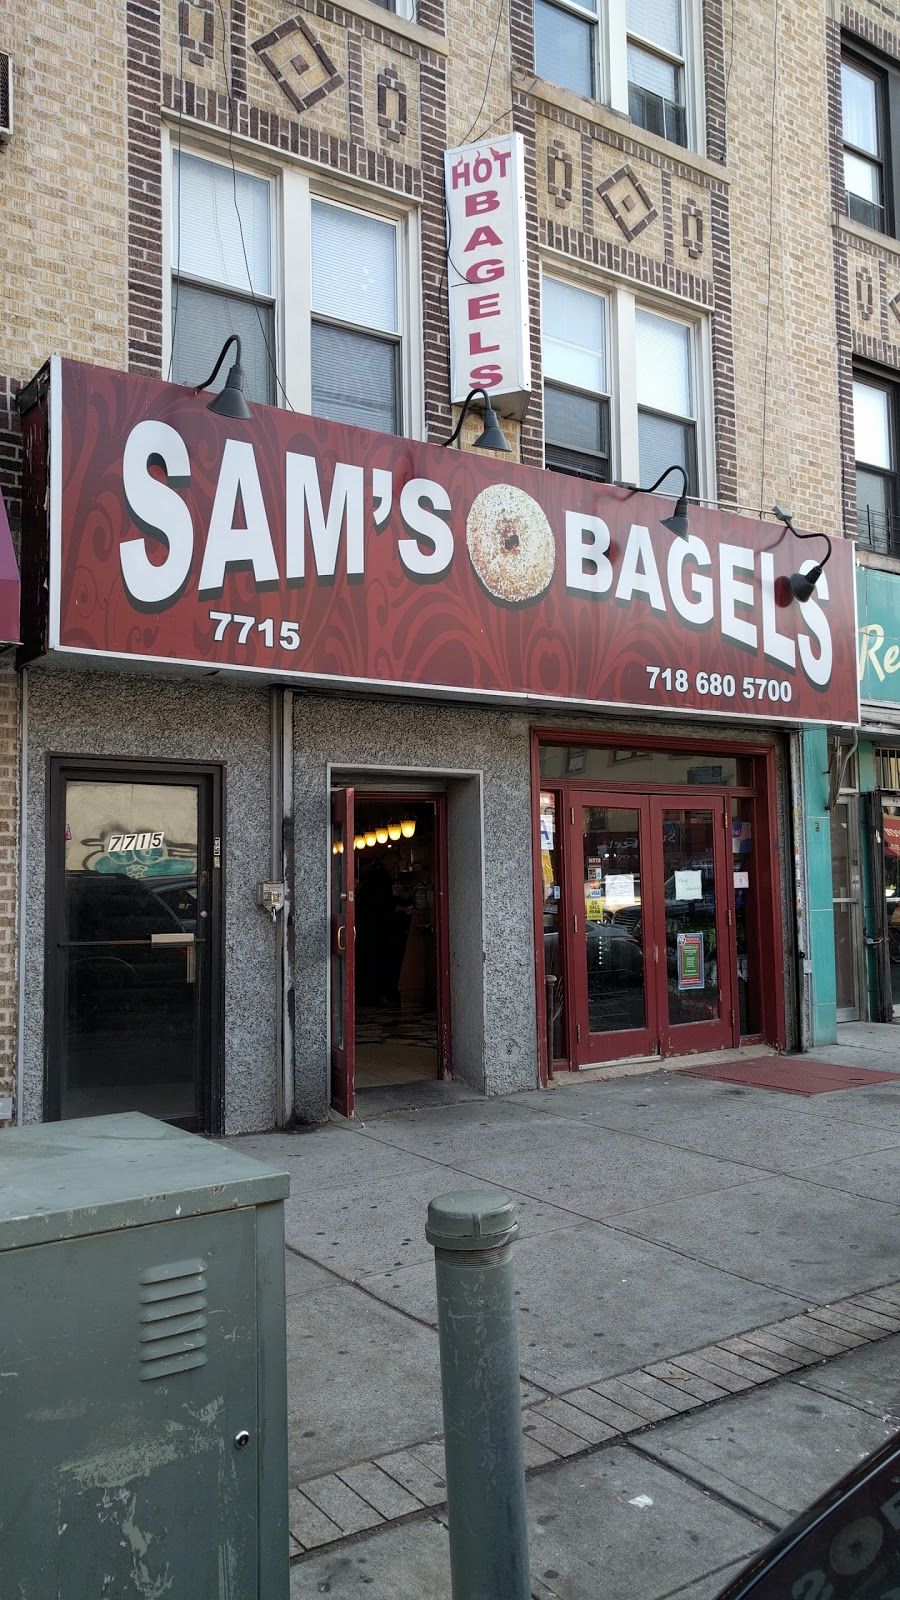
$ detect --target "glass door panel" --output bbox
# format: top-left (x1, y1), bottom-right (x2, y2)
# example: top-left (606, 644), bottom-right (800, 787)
top-left (330, 786), bottom-right (355, 1116)
top-left (883, 802), bottom-right (900, 1015)
top-left (576, 801), bottom-right (654, 1062)
top-left (831, 800), bottom-right (863, 1021)
top-left (731, 798), bottom-right (759, 1035)
top-left (655, 799), bottom-right (734, 1052)
top-left (59, 778), bottom-right (204, 1123)
top-left (540, 791), bottom-right (567, 1063)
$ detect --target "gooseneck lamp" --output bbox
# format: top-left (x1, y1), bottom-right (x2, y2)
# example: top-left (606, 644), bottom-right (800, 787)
top-left (620, 464), bottom-right (692, 539)
top-left (772, 506), bottom-right (833, 603)
top-left (195, 334), bottom-right (254, 421)
top-left (442, 388), bottom-right (512, 453)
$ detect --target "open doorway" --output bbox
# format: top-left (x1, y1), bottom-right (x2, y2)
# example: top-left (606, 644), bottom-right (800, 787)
top-left (352, 796), bottom-right (448, 1091)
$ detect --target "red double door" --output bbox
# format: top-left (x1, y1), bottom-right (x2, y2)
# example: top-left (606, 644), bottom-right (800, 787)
top-left (567, 791), bottom-right (739, 1065)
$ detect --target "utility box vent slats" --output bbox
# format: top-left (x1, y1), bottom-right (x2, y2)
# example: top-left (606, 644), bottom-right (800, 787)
top-left (0, 55), bottom-right (11, 141)
top-left (138, 1257), bottom-right (208, 1380)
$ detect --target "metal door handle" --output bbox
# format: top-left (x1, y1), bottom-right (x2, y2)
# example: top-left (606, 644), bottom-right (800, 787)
top-left (337, 925), bottom-right (347, 953)
top-left (150, 933), bottom-right (196, 946)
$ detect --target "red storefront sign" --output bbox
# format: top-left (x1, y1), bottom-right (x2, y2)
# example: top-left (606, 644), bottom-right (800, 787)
top-left (29, 358), bottom-right (859, 725)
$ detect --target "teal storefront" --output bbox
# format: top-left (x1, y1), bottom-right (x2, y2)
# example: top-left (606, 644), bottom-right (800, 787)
top-left (801, 560), bottom-right (900, 1041)
top-left (857, 563), bottom-right (900, 1021)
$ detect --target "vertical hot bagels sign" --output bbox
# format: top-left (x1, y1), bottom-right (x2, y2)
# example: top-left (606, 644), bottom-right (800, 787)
top-left (444, 134), bottom-right (531, 419)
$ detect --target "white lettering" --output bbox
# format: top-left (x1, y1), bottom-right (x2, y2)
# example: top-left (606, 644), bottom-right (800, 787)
top-left (760, 552), bottom-right (796, 668)
top-left (720, 544), bottom-right (757, 650)
top-left (797, 562), bottom-right (833, 688)
top-left (285, 456), bottom-right (365, 581)
top-left (120, 420), bottom-right (194, 609)
top-left (397, 479), bottom-right (454, 576)
top-left (565, 512), bottom-right (613, 594)
top-left (615, 524), bottom-right (666, 611)
top-left (198, 440), bottom-right (279, 596)
top-left (667, 535), bottom-right (713, 626)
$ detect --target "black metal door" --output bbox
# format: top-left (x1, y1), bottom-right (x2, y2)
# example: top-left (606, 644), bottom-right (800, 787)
top-left (46, 760), bottom-right (223, 1131)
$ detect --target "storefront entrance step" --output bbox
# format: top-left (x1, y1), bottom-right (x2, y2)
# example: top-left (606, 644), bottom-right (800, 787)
top-left (551, 1042), bottom-right (780, 1088)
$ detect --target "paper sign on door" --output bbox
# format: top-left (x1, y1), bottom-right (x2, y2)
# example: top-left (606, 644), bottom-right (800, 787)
top-left (677, 932), bottom-right (705, 990)
top-left (605, 874), bottom-right (636, 906)
top-left (674, 870), bottom-right (702, 901)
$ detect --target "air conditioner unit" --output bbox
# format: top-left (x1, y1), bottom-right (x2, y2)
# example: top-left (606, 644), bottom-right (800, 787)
top-left (0, 54), bottom-right (12, 142)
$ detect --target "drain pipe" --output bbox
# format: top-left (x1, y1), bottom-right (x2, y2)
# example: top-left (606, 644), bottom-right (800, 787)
top-left (789, 730), bottom-right (812, 1053)
top-left (15, 666), bottom-right (27, 1125)
top-left (271, 687), bottom-right (295, 1127)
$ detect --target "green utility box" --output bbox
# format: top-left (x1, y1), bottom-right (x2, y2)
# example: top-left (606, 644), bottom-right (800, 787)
top-left (0, 1113), bottom-right (290, 1598)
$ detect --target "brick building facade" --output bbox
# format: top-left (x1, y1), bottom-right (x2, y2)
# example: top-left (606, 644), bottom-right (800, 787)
top-left (0, 0), bottom-right (884, 1127)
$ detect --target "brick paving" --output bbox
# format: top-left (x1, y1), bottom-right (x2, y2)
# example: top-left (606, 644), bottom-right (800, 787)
top-left (289, 1279), bottom-right (900, 1556)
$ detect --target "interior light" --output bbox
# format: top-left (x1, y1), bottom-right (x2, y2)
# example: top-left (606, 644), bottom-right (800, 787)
top-left (354, 834), bottom-right (366, 850)
top-left (400, 818), bottom-right (416, 839)
top-left (375, 826), bottom-right (389, 844)
top-left (365, 831), bottom-right (377, 847)
top-left (388, 821), bottom-right (402, 841)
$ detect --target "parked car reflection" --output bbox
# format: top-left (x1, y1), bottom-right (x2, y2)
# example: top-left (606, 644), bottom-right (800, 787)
top-left (715, 1427), bottom-right (900, 1599)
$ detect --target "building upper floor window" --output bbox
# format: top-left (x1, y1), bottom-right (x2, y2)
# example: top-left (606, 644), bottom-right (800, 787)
top-left (842, 55), bottom-right (887, 233)
top-left (534, 0), bottom-right (694, 150)
top-left (543, 277), bottom-right (610, 479)
top-left (171, 150), bottom-right (276, 403)
top-left (311, 200), bottom-right (401, 434)
top-left (854, 374), bottom-right (900, 557)
top-left (627, 0), bottom-right (686, 147)
top-left (635, 307), bottom-right (695, 487)
top-left (168, 146), bottom-right (419, 436)
top-left (542, 271), bottom-right (704, 492)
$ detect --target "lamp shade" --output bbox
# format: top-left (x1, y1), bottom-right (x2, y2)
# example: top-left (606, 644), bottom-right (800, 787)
top-left (661, 494), bottom-right (690, 539)
top-left (375, 826), bottom-right (389, 844)
top-left (789, 565), bottom-right (822, 603)
top-left (400, 818), bottom-right (416, 838)
top-left (365, 831), bottom-right (377, 847)
top-left (474, 398), bottom-right (512, 453)
top-left (388, 821), bottom-right (402, 841)
top-left (354, 834), bottom-right (367, 850)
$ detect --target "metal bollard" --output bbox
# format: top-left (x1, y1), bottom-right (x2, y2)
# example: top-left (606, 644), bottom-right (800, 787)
top-left (426, 1190), bottom-right (531, 1600)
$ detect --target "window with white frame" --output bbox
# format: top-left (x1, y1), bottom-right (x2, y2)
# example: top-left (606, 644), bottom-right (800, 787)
top-left (541, 272), bottom-right (703, 491)
top-left (627, 0), bottom-right (686, 147)
top-left (533, 0), bottom-right (694, 150)
top-left (169, 147), bottom-right (418, 437)
top-left (854, 374), bottom-right (899, 556)
top-left (311, 199), bottom-right (402, 434)
top-left (542, 278), bottom-right (610, 480)
top-left (635, 307), bottom-right (695, 486)
top-left (171, 150), bottom-right (276, 404)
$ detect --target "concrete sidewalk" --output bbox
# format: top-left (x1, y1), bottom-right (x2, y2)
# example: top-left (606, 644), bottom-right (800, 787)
top-left (228, 1021), bottom-right (900, 1596)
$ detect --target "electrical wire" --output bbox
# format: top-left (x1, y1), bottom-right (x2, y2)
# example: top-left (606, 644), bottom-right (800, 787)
top-left (462, 0), bottom-right (507, 145)
top-left (214, 0), bottom-right (295, 410)
top-left (758, 0), bottom-right (781, 511)
top-left (167, 24), bottom-right (187, 380)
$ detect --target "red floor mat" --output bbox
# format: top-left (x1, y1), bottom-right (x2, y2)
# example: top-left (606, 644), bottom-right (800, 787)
top-left (678, 1055), bottom-right (900, 1095)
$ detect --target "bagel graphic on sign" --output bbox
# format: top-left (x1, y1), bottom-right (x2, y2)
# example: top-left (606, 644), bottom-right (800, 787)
top-left (466, 484), bottom-right (556, 605)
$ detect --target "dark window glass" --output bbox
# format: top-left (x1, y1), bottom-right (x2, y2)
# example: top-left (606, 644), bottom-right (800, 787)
top-left (171, 283), bottom-right (274, 405)
top-left (544, 385), bottom-right (610, 481)
top-left (311, 323), bottom-right (400, 434)
top-left (842, 56), bottom-right (887, 233)
top-left (534, 0), bottom-right (596, 98)
top-left (538, 745), bottom-right (755, 787)
top-left (854, 376), bottom-right (900, 556)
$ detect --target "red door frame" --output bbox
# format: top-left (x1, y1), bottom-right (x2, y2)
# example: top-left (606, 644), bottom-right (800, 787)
top-left (568, 791), bottom-right (657, 1066)
top-left (330, 789), bottom-right (452, 1111)
top-left (650, 793), bottom-right (735, 1057)
top-left (531, 730), bottom-right (787, 1083)
top-left (330, 786), bottom-right (355, 1117)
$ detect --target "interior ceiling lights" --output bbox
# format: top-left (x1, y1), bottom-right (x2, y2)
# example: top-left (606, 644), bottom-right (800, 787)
top-left (352, 816), bottom-right (417, 850)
